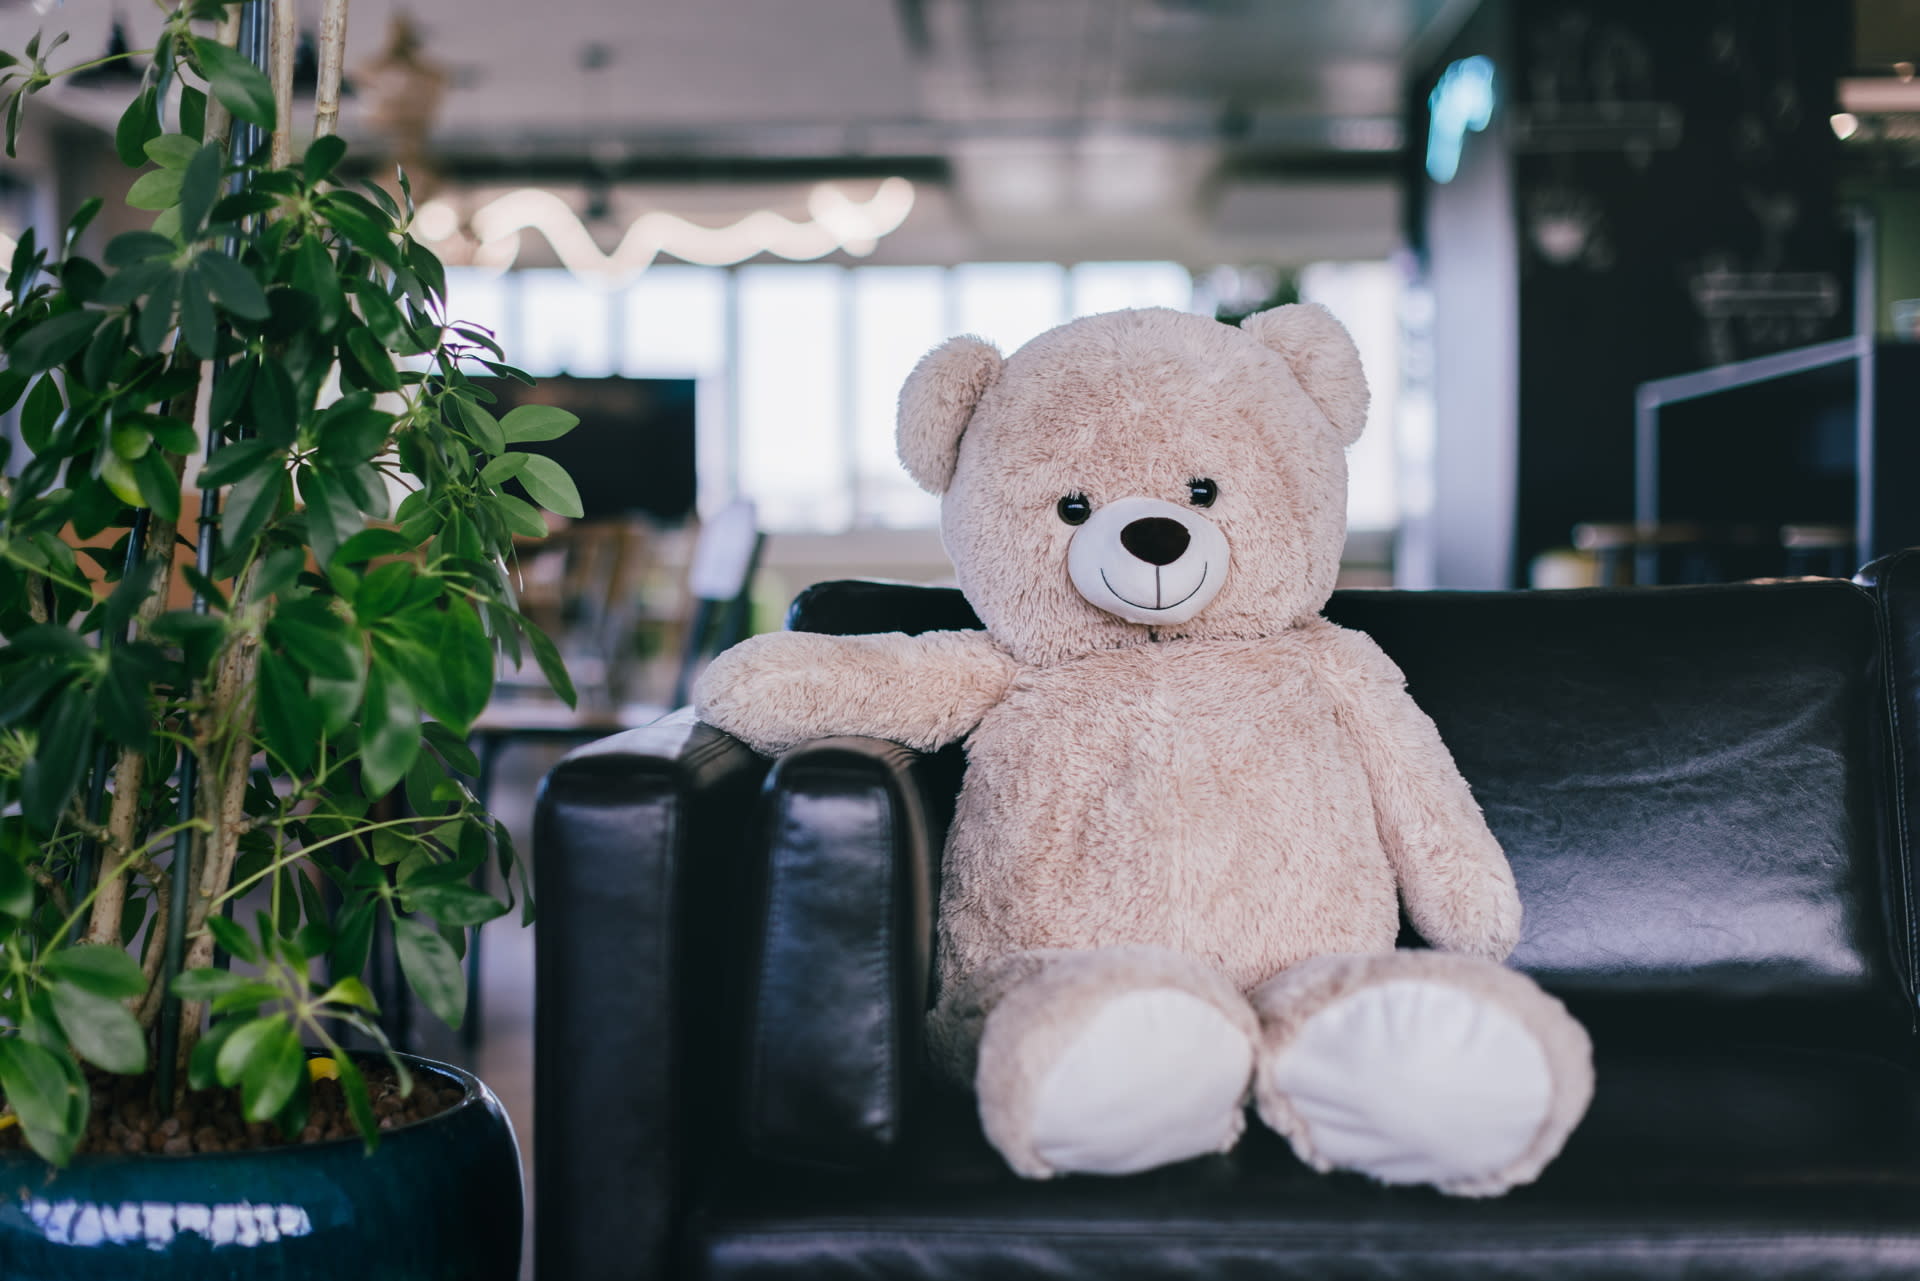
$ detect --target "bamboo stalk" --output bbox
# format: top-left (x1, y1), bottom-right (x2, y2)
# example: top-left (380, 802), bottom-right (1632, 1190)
top-left (270, 0), bottom-right (296, 167)
top-left (314, 0), bottom-right (347, 140)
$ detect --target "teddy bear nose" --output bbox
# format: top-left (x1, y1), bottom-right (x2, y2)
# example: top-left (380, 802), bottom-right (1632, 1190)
top-left (1119, 517), bottom-right (1191, 566)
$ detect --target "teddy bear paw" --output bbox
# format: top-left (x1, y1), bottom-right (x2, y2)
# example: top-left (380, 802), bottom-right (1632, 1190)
top-left (1018, 988), bottom-right (1253, 1178)
top-left (1258, 978), bottom-right (1556, 1196)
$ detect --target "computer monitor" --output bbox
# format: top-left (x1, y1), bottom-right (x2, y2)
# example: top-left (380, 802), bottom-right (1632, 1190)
top-left (470, 375), bottom-right (697, 524)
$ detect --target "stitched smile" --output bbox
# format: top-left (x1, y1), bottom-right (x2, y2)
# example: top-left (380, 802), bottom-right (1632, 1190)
top-left (1099, 562), bottom-right (1209, 612)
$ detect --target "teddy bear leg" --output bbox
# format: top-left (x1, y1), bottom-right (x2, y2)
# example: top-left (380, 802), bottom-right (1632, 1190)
top-left (1251, 950), bottom-right (1593, 1197)
top-left (929, 946), bottom-right (1259, 1179)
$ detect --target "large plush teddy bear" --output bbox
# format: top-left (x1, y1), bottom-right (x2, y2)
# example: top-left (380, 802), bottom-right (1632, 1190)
top-left (696, 305), bottom-right (1593, 1195)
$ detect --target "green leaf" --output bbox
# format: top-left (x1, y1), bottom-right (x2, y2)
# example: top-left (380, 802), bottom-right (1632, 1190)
top-left (269, 595), bottom-right (360, 680)
top-left (343, 326), bottom-right (401, 391)
top-left (0, 1037), bottom-right (80, 1165)
top-left (258, 649), bottom-right (318, 772)
top-left (316, 976), bottom-right (378, 1011)
top-left (211, 980), bottom-right (283, 1015)
top-left (215, 1012), bottom-right (286, 1087)
top-left (192, 36), bottom-right (276, 129)
top-left (19, 373), bottom-right (61, 451)
top-left (132, 447), bottom-right (181, 523)
top-left (291, 234), bottom-right (343, 330)
top-left (303, 133), bottom-right (347, 186)
top-left (125, 165), bottom-right (184, 211)
top-left (393, 916), bottom-right (466, 1029)
top-left (20, 684), bottom-right (92, 832)
top-left (205, 912), bottom-right (261, 965)
top-left (143, 133), bottom-right (199, 170)
top-left (360, 664), bottom-right (421, 799)
top-left (48, 982), bottom-right (148, 1074)
top-left (451, 397), bottom-right (505, 455)
top-left (188, 1019), bottom-right (237, 1091)
top-left (517, 453), bottom-right (584, 519)
top-left (404, 880), bottom-right (508, 928)
top-left (135, 269), bottom-right (179, 355)
top-left (242, 1021), bottom-right (305, 1123)
top-left (330, 898), bottom-right (376, 978)
top-left (114, 87), bottom-right (160, 167)
top-left (499, 404), bottom-right (580, 443)
top-left (354, 561), bottom-right (416, 620)
top-left (172, 967), bottom-right (257, 1000)
top-left (297, 467), bottom-right (363, 566)
top-left (42, 944), bottom-right (145, 999)
top-left (11, 309), bottom-right (101, 375)
top-left (351, 280), bottom-right (411, 349)
top-left (332, 1047), bottom-right (380, 1152)
top-left (422, 721), bottom-right (482, 775)
top-left (332, 528), bottom-right (415, 567)
top-left (178, 268), bottom-right (217, 358)
top-left (197, 437), bottom-right (279, 488)
top-left (196, 249), bottom-right (270, 319)
top-left (479, 453), bottom-right (529, 486)
top-left (179, 85), bottom-right (206, 142)
top-left (103, 231), bottom-right (175, 268)
top-left (0, 851), bottom-right (33, 921)
top-left (519, 613), bottom-right (577, 707)
top-left (222, 466), bottom-right (289, 552)
top-left (177, 142), bottom-right (224, 241)
top-left (494, 493), bottom-right (552, 540)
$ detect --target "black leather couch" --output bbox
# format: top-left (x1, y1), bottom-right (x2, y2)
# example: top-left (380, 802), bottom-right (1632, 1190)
top-left (533, 550), bottom-right (1920, 1281)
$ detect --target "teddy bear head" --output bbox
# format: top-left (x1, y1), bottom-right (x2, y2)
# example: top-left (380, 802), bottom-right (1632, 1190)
top-left (896, 304), bottom-right (1368, 667)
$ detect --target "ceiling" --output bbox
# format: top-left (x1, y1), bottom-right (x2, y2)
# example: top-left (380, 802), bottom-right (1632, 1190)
top-left (6, 0), bottom-right (1478, 265)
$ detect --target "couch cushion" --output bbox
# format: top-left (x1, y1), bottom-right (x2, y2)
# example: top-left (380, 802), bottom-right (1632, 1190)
top-left (693, 1045), bottom-right (1920, 1281)
top-left (793, 577), bottom-right (1907, 1045)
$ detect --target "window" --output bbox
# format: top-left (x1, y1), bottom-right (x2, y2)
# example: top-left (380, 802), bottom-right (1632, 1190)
top-left (449, 261), bottom-right (1225, 533)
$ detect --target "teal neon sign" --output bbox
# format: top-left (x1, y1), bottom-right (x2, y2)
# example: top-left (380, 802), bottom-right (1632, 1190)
top-left (1426, 56), bottom-right (1495, 183)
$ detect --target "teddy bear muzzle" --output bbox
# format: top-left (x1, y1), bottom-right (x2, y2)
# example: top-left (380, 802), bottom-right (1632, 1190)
top-left (1066, 496), bottom-right (1229, 625)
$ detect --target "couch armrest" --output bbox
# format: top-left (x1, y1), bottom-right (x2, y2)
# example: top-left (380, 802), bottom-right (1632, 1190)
top-left (532, 712), bottom-right (770, 1281)
top-left (742, 736), bottom-right (961, 1169)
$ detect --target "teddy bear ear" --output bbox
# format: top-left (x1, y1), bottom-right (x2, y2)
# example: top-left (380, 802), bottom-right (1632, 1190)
top-left (896, 335), bottom-right (1003, 495)
top-left (1239, 303), bottom-right (1369, 446)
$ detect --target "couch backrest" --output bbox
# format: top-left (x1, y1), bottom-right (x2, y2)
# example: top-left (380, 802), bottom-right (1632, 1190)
top-left (789, 576), bottom-right (1914, 1048)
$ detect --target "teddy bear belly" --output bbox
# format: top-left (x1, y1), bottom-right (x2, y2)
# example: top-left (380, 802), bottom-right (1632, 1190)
top-left (939, 680), bottom-right (1402, 993)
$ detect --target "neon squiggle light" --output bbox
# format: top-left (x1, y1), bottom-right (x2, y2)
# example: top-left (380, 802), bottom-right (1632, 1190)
top-left (428, 178), bottom-right (915, 285)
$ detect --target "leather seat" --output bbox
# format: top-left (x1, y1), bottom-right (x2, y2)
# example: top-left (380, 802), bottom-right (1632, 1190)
top-left (534, 552), bottom-right (1920, 1281)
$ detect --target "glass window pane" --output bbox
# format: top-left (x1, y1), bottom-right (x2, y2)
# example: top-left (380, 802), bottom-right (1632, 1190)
top-left (443, 267), bottom-right (516, 356)
top-left (851, 267), bottom-right (947, 528)
top-left (517, 270), bottom-right (616, 377)
top-left (738, 264), bottom-right (847, 531)
top-left (953, 263), bottom-right (1067, 354)
top-left (1299, 260), bottom-right (1401, 531)
top-left (622, 266), bottom-right (727, 377)
top-left (1069, 261), bottom-right (1194, 318)
top-left (623, 265), bottom-right (731, 518)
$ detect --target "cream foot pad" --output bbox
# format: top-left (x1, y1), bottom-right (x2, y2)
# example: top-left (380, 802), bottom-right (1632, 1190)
top-left (1265, 979), bottom-right (1553, 1190)
top-left (1028, 989), bottom-right (1254, 1176)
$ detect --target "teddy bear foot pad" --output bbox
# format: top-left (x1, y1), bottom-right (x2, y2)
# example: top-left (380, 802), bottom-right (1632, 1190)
top-left (1252, 952), bottom-right (1592, 1197)
top-left (1021, 988), bottom-right (1253, 1178)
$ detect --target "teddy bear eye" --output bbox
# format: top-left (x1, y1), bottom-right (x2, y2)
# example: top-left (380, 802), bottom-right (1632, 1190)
top-left (1188, 478), bottom-right (1218, 507)
top-left (1056, 493), bottom-right (1092, 525)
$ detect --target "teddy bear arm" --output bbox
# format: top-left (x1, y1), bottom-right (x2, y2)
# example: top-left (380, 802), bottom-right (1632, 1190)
top-left (1320, 632), bottom-right (1522, 960)
top-left (694, 628), bottom-right (1017, 757)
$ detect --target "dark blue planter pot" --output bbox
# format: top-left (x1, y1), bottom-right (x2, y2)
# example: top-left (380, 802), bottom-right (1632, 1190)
top-left (0, 1055), bottom-right (522, 1281)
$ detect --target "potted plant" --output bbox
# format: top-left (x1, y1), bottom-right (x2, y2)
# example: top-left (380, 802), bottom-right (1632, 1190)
top-left (0, 2), bottom-right (579, 1273)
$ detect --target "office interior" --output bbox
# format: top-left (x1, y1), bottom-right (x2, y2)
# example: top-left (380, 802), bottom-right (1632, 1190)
top-left (3, 1), bottom-right (1920, 1276)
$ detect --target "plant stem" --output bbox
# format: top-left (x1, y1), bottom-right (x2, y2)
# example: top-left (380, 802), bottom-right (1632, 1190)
top-left (199, 9), bottom-right (242, 151)
top-left (87, 407), bottom-right (192, 947)
top-left (269, 0), bottom-right (295, 167)
top-left (314, 0), bottom-right (347, 140)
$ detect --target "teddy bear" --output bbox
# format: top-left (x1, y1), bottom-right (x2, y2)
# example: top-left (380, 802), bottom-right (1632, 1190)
top-left (695, 304), bottom-right (1594, 1195)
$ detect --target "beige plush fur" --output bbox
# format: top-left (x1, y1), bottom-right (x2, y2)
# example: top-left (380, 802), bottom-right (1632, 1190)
top-left (694, 304), bottom-right (1592, 1194)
